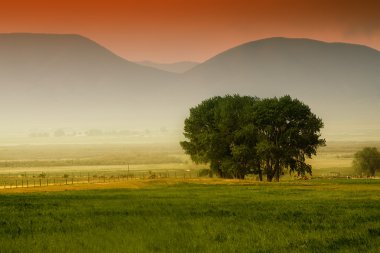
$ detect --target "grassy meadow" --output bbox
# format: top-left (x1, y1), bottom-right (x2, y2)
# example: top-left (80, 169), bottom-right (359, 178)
top-left (0, 180), bottom-right (379, 253)
top-left (0, 141), bottom-right (379, 252)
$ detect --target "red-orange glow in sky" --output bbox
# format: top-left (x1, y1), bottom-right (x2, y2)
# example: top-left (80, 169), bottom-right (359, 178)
top-left (1, 0), bottom-right (379, 63)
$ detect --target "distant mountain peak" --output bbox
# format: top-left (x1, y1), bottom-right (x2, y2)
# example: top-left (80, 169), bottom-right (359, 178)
top-left (187, 37), bottom-right (380, 74)
top-left (0, 32), bottom-right (175, 75)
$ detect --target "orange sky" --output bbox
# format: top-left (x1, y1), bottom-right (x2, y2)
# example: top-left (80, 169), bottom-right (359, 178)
top-left (1, 0), bottom-right (379, 63)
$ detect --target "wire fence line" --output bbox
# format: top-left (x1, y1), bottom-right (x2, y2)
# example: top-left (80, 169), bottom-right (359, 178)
top-left (0, 169), bottom-right (199, 190)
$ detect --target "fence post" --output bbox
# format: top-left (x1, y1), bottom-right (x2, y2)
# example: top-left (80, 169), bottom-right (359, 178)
top-left (39, 179), bottom-right (41, 187)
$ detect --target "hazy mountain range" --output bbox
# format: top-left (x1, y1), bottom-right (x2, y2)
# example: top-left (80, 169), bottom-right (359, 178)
top-left (0, 33), bottom-right (379, 140)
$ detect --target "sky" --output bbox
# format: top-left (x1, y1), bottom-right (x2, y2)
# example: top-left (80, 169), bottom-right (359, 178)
top-left (1, 0), bottom-right (379, 63)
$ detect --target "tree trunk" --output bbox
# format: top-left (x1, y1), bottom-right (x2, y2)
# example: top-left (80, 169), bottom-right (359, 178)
top-left (274, 161), bottom-right (280, 182)
top-left (256, 162), bottom-right (263, 181)
top-left (370, 169), bottom-right (375, 177)
top-left (217, 168), bottom-right (223, 178)
top-left (274, 171), bottom-right (280, 182)
top-left (266, 160), bottom-right (273, 182)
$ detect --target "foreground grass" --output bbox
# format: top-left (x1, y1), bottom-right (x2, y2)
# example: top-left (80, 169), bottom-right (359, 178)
top-left (0, 180), bottom-right (379, 252)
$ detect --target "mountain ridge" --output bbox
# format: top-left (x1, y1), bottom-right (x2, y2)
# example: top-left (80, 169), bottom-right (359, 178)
top-left (0, 33), bottom-right (379, 139)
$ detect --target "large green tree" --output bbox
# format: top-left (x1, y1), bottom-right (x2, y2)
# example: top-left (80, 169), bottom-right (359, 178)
top-left (180, 95), bottom-right (325, 181)
top-left (253, 96), bottom-right (325, 181)
top-left (180, 95), bottom-right (260, 179)
top-left (353, 147), bottom-right (380, 177)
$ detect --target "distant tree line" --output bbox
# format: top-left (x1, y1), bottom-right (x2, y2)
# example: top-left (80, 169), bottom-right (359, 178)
top-left (180, 95), bottom-right (325, 182)
top-left (29, 128), bottom-right (166, 138)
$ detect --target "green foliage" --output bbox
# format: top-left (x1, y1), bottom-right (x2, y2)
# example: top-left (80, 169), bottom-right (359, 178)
top-left (353, 147), bottom-right (380, 176)
top-left (253, 96), bottom-right (325, 181)
top-left (0, 181), bottom-right (379, 253)
top-left (181, 95), bottom-right (260, 179)
top-left (181, 95), bottom-right (325, 181)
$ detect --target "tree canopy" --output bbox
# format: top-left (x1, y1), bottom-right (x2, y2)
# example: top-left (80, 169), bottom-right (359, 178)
top-left (180, 95), bottom-right (325, 181)
top-left (353, 147), bottom-right (380, 177)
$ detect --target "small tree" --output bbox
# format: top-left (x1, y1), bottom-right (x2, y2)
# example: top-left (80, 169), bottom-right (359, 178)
top-left (353, 147), bottom-right (380, 177)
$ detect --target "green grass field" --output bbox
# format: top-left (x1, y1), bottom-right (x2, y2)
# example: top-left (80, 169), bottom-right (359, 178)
top-left (0, 179), bottom-right (379, 253)
top-left (0, 141), bottom-right (379, 252)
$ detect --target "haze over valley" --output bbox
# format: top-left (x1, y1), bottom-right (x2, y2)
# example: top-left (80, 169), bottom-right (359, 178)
top-left (1, 33), bottom-right (380, 142)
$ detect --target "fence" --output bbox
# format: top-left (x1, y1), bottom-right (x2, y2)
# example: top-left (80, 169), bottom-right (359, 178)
top-left (0, 169), bottom-right (199, 190)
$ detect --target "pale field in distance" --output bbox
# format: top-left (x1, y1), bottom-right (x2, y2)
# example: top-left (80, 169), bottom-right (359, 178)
top-left (0, 140), bottom-right (378, 178)
top-left (0, 142), bottom-right (203, 177)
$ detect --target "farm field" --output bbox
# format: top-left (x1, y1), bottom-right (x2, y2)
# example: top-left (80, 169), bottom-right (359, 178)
top-left (0, 141), bottom-right (379, 252)
top-left (0, 179), bottom-right (379, 253)
top-left (0, 141), bottom-right (378, 176)
top-left (0, 142), bottom-right (203, 188)
top-left (0, 141), bottom-right (379, 189)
